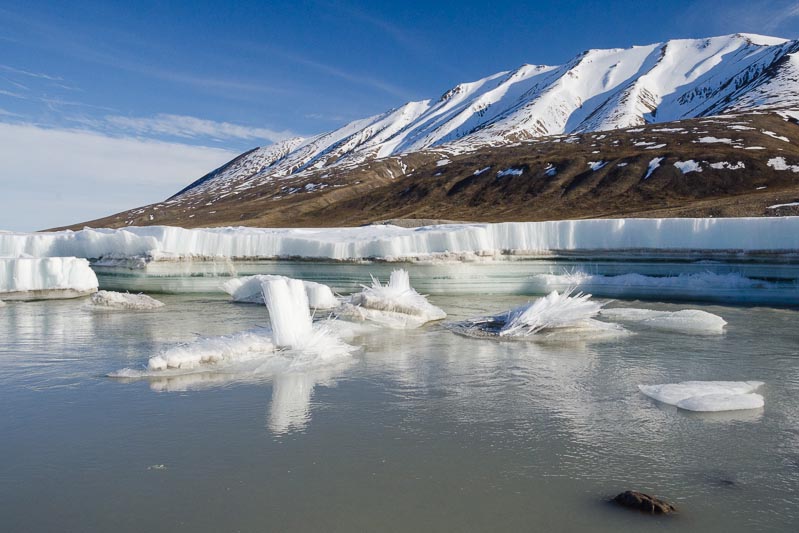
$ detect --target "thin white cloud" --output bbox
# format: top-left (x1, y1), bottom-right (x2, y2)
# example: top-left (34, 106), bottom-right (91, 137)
top-left (0, 121), bottom-right (239, 231)
top-left (104, 113), bottom-right (297, 143)
top-left (0, 63), bottom-right (63, 81)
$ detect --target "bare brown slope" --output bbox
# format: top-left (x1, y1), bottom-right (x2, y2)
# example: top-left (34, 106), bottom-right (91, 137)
top-left (60, 113), bottom-right (799, 230)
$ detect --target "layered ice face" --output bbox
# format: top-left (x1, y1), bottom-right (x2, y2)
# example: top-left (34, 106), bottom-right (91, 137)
top-left (0, 257), bottom-right (98, 299)
top-left (2, 218), bottom-right (798, 261)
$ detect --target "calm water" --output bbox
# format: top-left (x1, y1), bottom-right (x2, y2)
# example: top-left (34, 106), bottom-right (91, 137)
top-left (1, 293), bottom-right (798, 531)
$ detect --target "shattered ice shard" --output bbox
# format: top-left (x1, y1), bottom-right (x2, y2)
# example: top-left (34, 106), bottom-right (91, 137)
top-left (454, 289), bottom-right (626, 340)
top-left (337, 269), bottom-right (446, 328)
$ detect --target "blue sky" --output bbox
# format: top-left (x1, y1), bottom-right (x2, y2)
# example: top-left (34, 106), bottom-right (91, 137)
top-left (2, 0), bottom-right (799, 231)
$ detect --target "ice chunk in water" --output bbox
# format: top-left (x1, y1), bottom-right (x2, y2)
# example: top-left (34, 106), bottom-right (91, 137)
top-left (223, 275), bottom-right (339, 309)
top-left (261, 277), bottom-right (313, 348)
top-left (453, 290), bottom-right (626, 341)
top-left (146, 330), bottom-right (276, 371)
top-left (500, 290), bottom-right (604, 336)
top-left (0, 257), bottom-right (98, 299)
top-left (338, 269), bottom-right (446, 328)
top-left (89, 290), bottom-right (164, 310)
top-left (638, 381), bottom-right (764, 411)
top-left (600, 308), bottom-right (726, 334)
top-left (113, 276), bottom-right (356, 376)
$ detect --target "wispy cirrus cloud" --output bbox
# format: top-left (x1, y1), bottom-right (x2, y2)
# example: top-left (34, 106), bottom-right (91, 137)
top-left (0, 63), bottom-right (63, 81)
top-left (683, 0), bottom-right (799, 37)
top-left (264, 48), bottom-right (416, 101)
top-left (103, 113), bottom-right (298, 143)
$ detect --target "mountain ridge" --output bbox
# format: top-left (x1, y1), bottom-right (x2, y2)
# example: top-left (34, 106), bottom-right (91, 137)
top-left (59, 33), bottom-right (799, 230)
top-left (169, 33), bottom-right (799, 202)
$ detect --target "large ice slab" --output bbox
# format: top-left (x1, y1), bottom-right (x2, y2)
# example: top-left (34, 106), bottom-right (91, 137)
top-left (336, 269), bottom-right (446, 328)
top-left (0, 257), bottom-right (98, 300)
top-left (2, 218), bottom-right (798, 262)
top-left (638, 381), bottom-right (764, 411)
top-left (222, 274), bottom-right (339, 309)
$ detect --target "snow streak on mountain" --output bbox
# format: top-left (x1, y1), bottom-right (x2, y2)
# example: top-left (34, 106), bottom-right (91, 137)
top-left (176, 34), bottom-right (799, 199)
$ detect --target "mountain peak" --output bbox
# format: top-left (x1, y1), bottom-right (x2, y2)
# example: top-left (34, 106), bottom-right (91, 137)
top-left (174, 33), bottom-right (798, 200)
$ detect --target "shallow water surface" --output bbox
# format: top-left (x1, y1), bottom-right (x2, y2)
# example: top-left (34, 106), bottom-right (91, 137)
top-left (1, 294), bottom-right (798, 531)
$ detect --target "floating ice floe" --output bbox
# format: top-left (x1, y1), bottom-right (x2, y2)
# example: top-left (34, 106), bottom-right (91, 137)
top-left (600, 308), bottom-right (726, 334)
top-left (222, 274), bottom-right (339, 309)
top-left (89, 290), bottom-right (164, 310)
top-left (638, 381), bottom-right (764, 411)
top-left (0, 257), bottom-right (98, 300)
top-left (453, 290), bottom-right (626, 341)
top-left (336, 269), bottom-right (446, 329)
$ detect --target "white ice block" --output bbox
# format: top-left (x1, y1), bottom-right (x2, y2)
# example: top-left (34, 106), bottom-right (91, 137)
top-left (223, 274), bottom-right (339, 309)
top-left (638, 381), bottom-right (764, 411)
top-left (0, 257), bottom-right (98, 299)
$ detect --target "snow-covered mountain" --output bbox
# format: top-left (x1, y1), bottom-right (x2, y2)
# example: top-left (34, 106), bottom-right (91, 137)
top-left (173, 34), bottom-right (798, 199)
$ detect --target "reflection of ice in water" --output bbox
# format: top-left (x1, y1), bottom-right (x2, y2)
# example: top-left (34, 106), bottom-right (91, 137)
top-left (268, 360), bottom-right (353, 435)
top-left (337, 269), bottom-right (446, 329)
top-left (110, 276), bottom-right (359, 435)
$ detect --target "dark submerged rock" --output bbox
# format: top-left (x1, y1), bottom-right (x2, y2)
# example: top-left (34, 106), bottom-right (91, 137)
top-left (613, 491), bottom-right (677, 514)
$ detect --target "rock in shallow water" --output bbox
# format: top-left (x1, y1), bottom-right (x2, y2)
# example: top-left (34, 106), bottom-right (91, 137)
top-left (613, 491), bottom-right (677, 514)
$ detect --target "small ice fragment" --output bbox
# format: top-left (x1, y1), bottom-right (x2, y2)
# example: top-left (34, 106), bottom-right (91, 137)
top-left (600, 308), bottom-right (726, 334)
top-left (638, 381), bottom-right (764, 412)
top-left (90, 290), bottom-right (164, 310)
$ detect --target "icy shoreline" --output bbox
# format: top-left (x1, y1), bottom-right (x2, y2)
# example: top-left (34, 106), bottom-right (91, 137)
top-left (2, 218), bottom-right (799, 262)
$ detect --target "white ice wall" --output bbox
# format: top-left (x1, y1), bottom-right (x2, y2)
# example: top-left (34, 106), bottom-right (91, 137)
top-left (1, 218), bottom-right (798, 261)
top-left (0, 257), bottom-right (98, 294)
